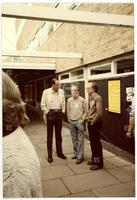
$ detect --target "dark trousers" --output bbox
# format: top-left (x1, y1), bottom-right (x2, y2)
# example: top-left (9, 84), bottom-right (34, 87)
top-left (88, 121), bottom-right (103, 167)
top-left (47, 110), bottom-right (63, 158)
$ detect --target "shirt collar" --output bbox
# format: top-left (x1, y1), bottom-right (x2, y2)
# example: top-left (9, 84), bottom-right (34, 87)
top-left (50, 87), bottom-right (59, 94)
top-left (90, 92), bottom-right (97, 100)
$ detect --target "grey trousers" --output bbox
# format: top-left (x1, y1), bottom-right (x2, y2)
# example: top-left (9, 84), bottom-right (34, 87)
top-left (69, 120), bottom-right (84, 160)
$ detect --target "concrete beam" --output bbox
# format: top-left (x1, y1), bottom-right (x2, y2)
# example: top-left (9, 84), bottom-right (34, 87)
top-left (2, 62), bottom-right (56, 70)
top-left (2, 50), bottom-right (83, 59)
top-left (2, 4), bottom-right (134, 27)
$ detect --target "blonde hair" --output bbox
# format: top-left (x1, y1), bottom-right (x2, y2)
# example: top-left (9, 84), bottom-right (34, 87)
top-left (3, 72), bottom-right (29, 133)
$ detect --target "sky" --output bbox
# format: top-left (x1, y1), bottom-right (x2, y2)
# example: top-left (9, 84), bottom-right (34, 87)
top-left (2, 18), bottom-right (16, 51)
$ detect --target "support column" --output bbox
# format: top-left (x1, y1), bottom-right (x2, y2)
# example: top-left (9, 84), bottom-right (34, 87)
top-left (111, 61), bottom-right (117, 74)
top-left (84, 67), bottom-right (89, 101)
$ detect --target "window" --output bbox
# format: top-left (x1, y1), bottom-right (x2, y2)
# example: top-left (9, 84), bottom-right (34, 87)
top-left (117, 59), bottom-right (134, 74)
top-left (61, 74), bottom-right (69, 80)
top-left (90, 65), bottom-right (111, 75)
top-left (71, 69), bottom-right (84, 79)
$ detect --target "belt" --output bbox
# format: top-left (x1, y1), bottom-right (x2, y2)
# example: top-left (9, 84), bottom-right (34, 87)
top-left (50, 109), bottom-right (61, 112)
top-left (70, 119), bottom-right (79, 122)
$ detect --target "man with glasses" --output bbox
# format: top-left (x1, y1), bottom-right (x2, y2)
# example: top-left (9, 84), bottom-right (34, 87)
top-left (86, 82), bottom-right (104, 170)
top-left (67, 83), bottom-right (87, 164)
top-left (41, 78), bottom-right (67, 163)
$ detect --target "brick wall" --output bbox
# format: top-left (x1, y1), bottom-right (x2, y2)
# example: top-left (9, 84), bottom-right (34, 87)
top-left (39, 3), bottom-right (134, 73)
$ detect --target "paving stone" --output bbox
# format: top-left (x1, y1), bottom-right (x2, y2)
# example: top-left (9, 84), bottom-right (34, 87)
top-left (40, 159), bottom-right (51, 167)
top-left (66, 161), bottom-right (90, 174)
top-left (49, 155), bottom-right (74, 166)
top-left (93, 181), bottom-right (135, 197)
top-left (103, 159), bottom-right (117, 169)
top-left (42, 179), bottom-right (70, 197)
top-left (41, 136), bottom-right (47, 142)
top-left (84, 144), bottom-right (91, 152)
top-left (36, 148), bottom-right (56, 158)
top-left (103, 149), bottom-right (116, 158)
top-left (64, 134), bottom-right (71, 138)
top-left (30, 138), bottom-right (45, 144)
top-left (84, 138), bottom-right (90, 143)
top-left (35, 148), bottom-right (47, 156)
top-left (36, 149), bottom-right (47, 160)
top-left (106, 166), bottom-right (135, 183)
top-left (62, 137), bottom-right (73, 143)
top-left (38, 154), bottom-right (51, 167)
top-left (84, 152), bottom-right (92, 161)
top-left (41, 165), bottom-right (74, 180)
top-left (105, 156), bottom-right (133, 167)
top-left (66, 190), bottom-right (96, 197)
top-left (54, 143), bottom-right (73, 154)
top-left (62, 170), bottom-right (119, 193)
top-left (62, 127), bottom-right (70, 136)
top-left (36, 143), bottom-right (47, 150)
top-left (29, 134), bottom-right (43, 139)
top-left (52, 137), bottom-right (70, 150)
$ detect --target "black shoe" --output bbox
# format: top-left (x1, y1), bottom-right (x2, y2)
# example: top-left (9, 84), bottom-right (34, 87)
top-left (47, 157), bottom-right (53, 163)
top-left (90, 164), bottom-right (103, 170)
top-left (58, 154), bottom-right (67, 159)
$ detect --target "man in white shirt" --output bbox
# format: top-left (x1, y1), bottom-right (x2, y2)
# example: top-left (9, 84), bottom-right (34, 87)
top-left (41, 79), bottom-right (67, 163)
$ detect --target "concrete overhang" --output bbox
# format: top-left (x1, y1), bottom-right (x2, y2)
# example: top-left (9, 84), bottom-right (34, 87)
top-left (2, 62), bottom-right (56, 70)
top-left (2, 4), bottom-right (134, 27)
top-left (2, 50), bottom-right (83, 59)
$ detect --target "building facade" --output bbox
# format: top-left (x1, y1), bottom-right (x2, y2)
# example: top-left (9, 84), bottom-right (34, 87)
top-left (6, 3), bottom-right (134, 154)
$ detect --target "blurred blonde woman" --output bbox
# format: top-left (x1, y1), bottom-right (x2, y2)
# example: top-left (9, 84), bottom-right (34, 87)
top-left (3, 71), bottom-right (43, 197)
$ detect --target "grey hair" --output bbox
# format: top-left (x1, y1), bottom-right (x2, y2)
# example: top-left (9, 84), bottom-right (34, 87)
top-left (71, 82), bottom-right (80, 91)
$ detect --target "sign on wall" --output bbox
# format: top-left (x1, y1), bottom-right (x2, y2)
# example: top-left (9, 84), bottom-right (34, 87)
top-left (108, 80), bottom-right (121, 114)
top-left (126, 87), bottom-right (134, 102)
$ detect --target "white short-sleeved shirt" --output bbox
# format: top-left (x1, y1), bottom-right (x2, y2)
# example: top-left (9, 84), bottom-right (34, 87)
top-left (3, 126), bottom-right (43, 198)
